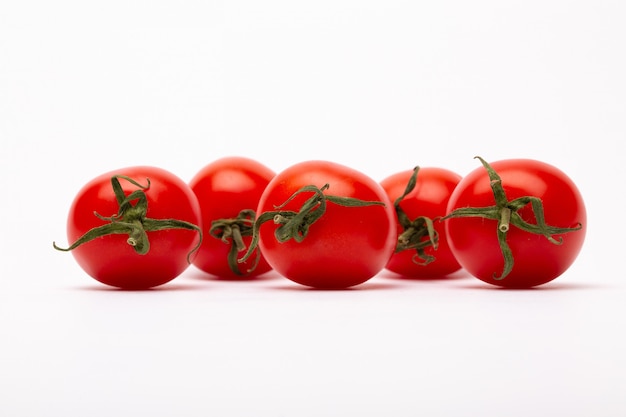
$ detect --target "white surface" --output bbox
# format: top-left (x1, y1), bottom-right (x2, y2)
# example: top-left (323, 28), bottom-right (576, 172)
top-left (1, 1), bottom-right (625, 416)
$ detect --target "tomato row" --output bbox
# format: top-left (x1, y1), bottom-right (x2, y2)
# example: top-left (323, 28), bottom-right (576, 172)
top-left (54, 156), bottom-right (586, 290)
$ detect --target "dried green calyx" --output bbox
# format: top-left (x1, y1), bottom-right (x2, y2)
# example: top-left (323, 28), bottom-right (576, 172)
top-left (442, 156), bottom-right (583, 280)
top-left (239, 183), bottom-right (386, 263)
top-left (393, 166), bottom-right (438, 265)
top-left (53, 175), bottom-right (202, 263)
top-left (209, 209), bottom-right (260, 276)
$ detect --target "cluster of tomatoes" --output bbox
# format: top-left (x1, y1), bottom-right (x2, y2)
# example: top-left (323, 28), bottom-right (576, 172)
top-left (54, 156), bottom-right (586, 290)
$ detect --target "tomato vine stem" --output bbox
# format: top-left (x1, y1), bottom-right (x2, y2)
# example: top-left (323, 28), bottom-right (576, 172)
top-left (442, 156), bottom-right (582, 280)
top-left (499, 207), bottom-right (511, 232)
top-left (53, 175), bottom-right (203, 263)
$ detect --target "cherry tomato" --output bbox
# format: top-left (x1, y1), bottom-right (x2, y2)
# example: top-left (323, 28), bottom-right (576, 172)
top-left (381, 166), bottom-right (462, 278)
top-left (189, 156), bottom-right (275, 279)
top-left (244, 160), bottom-right (396, 289)
top-left (444, 157), bottom-right (586, 288)
top-left (54, 166), bottom-right (203, 289)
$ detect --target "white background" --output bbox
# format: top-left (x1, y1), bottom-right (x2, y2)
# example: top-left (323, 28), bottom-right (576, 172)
top-left (1, 1), bottom-right (625, 416)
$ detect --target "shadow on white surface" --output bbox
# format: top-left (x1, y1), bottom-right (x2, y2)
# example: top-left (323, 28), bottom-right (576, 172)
top-left (376, 269), bottom-right (472, 282)
top-left (64, 281), bottom-right (213, 292)
top-left (265, 280), bottom-right (405, 292)
top-left (185, 267), bottom-right (283, 283)
top-left (452, 280), bottom-right (611, 291)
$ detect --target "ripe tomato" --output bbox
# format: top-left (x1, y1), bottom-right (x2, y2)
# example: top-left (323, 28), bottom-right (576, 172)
top-left (444, 157), bottom-right (586, 288)
top-left (381, 166), bottom-right (462, 278)
top-left (189, 156), bottom-right (275, 279)
top-left (54, 166), bottom-right (203, 289)
top-left (243, 160), bottom-right (396, 289)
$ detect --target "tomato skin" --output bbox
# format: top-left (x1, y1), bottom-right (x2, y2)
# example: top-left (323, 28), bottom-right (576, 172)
top-left (381, 167), bottom-right (462, 278)
top-left (445, 159), bottom-right (586, 288)
top-left (65, 166), bottom-right (202, 289)
top-left (256, 160), bottom-right (396, 289)
top-left (189, 156), bottom-right (275, 279)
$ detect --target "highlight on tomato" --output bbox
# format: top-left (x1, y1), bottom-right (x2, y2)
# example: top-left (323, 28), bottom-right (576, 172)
top-left (189, 156), bottom-right (275, 279)
top-left (240, 160), bottom-right (397, 289)
top-left (54, 166), bottom-right (203, 290)
top-left (443, 157), bottom-right (586, 288)
top-left (380, 166), bottom-right (462, 278)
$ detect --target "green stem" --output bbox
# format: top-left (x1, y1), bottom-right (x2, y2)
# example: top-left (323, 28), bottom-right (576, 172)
top-left (499, 207), bottom-right (511, 233)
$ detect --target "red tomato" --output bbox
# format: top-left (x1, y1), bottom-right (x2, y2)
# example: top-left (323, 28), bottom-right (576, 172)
top-left (244, 160), bottom-right (396, 289)
top-left (444, 157), bottom-right (586, 288)
top-left (189, 156), bottom-right (275, 279)
top-left (54, 166), bottom-right (203, 289)
top-left (381, 167), bottom-right (462, 278)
